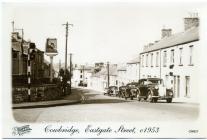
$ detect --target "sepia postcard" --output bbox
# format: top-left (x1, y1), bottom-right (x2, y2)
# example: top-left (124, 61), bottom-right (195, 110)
top-left (1, 0), bottom-right (207, 139)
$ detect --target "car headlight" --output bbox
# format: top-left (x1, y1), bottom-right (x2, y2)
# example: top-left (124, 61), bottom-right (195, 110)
top-left (155, 86), bottom-right (159, 89)
top-left (169, 92), bottom-right (173, 96)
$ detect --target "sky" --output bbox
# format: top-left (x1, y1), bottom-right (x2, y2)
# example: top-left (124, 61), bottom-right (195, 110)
top-left (3, 2), bottom-right (202, 65)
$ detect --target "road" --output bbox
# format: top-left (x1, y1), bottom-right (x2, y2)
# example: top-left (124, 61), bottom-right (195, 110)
top-left (13, 88), bottom-right (199, 122)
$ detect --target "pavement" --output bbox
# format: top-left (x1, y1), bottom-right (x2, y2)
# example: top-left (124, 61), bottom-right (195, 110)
top-left (12, 88), bottom-right (83, 109)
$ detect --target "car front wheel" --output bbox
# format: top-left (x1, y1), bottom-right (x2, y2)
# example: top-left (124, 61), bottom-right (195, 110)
top-left (166, 98), bottom-right (172, 103)
top-left (147, 91), bottom-right (153, 103)
top-left (153, 98), bottom-right (158, 103)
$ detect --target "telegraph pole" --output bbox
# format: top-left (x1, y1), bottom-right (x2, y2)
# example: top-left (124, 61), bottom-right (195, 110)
top-left (62, 22), bottom-right (73, 74)
top-left (62, 22), bottom-right (73, 95)
top-left (59, 59), bottom-right (61, 71)
top-left (107, 62), bottom-right (110, 88)
top-left (69, 53), bottom-right (72, 94)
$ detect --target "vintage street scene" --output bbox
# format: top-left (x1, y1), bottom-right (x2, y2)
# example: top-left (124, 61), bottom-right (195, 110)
top-left (11, 3), bottom-right (199, 122)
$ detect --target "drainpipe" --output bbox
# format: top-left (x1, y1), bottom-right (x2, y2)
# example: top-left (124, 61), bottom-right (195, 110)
top-left (139, 54), bottom-right (141, 80)
top-left (159, 49), bottom-right (162, 78)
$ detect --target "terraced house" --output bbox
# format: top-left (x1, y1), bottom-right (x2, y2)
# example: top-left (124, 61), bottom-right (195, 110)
top-left (139, 16), bottom-right (199, 103)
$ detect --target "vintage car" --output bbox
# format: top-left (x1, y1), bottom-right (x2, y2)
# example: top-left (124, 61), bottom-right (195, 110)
top-left (118, 86), bottom-right (127, 98)
top-left (104, 86), bottom-right (118, 96)
top-left (78, 81), bottom-right (87, 87)
top-left (124, 82), bottom-right (139, 100)
top-left (137, 78), bottom-right (173, 103)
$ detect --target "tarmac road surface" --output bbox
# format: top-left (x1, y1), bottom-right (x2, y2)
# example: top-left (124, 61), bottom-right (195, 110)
top-left (13, 88), bottom-right (199, 122)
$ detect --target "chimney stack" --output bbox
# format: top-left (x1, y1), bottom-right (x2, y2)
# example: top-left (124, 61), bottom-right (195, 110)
top-left (143, 45), bottom-right (148, 51)
top-left (161, 29), bottom-right (172, 38)
top-left (184, 16), bottom-right (199, 31)
top-left (149, 43), bottom-right (154, 46)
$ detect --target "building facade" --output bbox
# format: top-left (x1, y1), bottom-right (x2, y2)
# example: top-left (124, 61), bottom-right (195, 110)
top-left (140, 17), bottom-right (199, 102)
top-left (12, 32), bottom-right (51, 85)
top-left (72, 65), bottom-right (93, 87)
top-left (117, 65), bottom-right (127, 87)
top-left (126, 57), bottom-right (140, 83)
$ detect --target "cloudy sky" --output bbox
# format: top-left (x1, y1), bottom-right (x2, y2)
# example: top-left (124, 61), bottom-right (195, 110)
top-left (3, 2), bottom-right (202, 65)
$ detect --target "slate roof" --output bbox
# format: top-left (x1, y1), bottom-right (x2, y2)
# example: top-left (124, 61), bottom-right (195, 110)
top-left (141, 27), bottom-right (199, 54)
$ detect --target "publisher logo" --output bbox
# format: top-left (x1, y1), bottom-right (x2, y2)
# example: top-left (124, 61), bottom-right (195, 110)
top-left (12, 125), bottom-right (32, 136)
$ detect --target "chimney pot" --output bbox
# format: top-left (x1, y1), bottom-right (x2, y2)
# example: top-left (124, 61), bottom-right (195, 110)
top-left (184, 17), bottom-right (199, 31)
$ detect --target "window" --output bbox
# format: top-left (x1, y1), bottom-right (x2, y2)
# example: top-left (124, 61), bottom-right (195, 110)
top-left (80, 70), bottom-right (83, 73)
top-left (179, 48), bottom-right (183, 65)
top-left (156, 52), bottom-right (159, 67)
top-left (146, 54), bottom-right (148, 67)
top-left (142, 55), bottom-right (144, 67)
top-left (151, 53), bottom-right (153, 67)
top-left (170, 49), bottom-right (174, 64)
top-left (189, 45), bottom-right (193, 65)
top-left (185, 76), bottom-right (190, 97)
top-left (163, 51), bottom-right (167, 67)
top-left (80, 75), bottom-right (82, 78)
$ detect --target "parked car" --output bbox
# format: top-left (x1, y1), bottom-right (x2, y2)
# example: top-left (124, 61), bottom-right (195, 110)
top-left (78, 81), bottom-right (87, 87)
top-left (118, 86), bottom-right (127, 98)
top-left (104, 86), bottom-right (118, 96)
top-left (125, 82), bottom-right (139, 100)
top-left (137, 78), bottom-right (173, 103)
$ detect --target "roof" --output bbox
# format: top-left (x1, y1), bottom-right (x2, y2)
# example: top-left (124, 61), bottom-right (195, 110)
top-left (12, 32), bottom-right (44, 55)
top-left (92, 65), bottom-right (118, 77)
top-left (141, 27), bottom-right (199, 54)
top-left (127, 56), bottom-right (140, 64)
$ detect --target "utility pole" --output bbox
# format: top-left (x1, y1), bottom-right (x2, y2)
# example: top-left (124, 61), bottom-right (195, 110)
top-left (62, 22), bottom-right (73, 95)
top-left (107, 62), bottom-right (110, 88)
top-left (62, 22), bottom-right (73, 74)
top-left (69, 53), bottom-right (72, 94)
